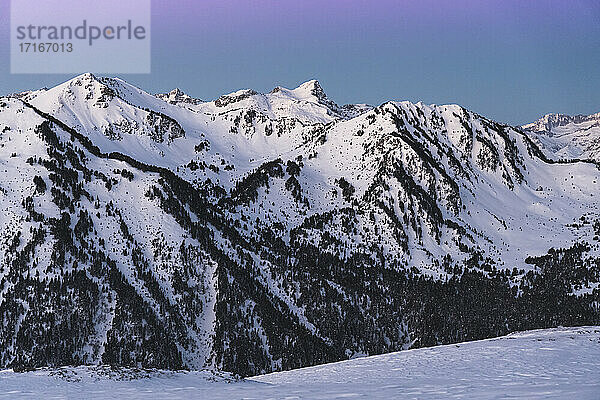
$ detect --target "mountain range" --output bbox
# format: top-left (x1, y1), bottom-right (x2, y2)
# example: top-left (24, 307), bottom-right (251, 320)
top-left (522, 112), bottom-right (600, 162)
top-left (0, 73), bottom-right (599, 376)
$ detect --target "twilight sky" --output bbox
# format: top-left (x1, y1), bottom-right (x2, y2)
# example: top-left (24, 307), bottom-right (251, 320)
top-left (1, 0), bottom-right (599, 125)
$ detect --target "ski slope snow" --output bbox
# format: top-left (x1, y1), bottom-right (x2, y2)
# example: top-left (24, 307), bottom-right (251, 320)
top-left (1, 326), bottom-right (598, 399)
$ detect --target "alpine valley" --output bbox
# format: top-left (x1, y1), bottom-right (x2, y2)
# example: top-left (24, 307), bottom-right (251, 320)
top-left (0, 74), bottom-right (599, 376)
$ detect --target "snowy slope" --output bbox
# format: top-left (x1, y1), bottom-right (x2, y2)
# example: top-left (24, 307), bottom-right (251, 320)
top-left (523, 112), bottom-right (600, 161)
top-left (239, 101), bottom-right (600, 274)
top-left (24, 74), bottom-right (372, 192)
top-left (24, 75), bottom-right (600, 274)
top-left (1, 326), bottom-right (599, 399)
top-left (0, 98), bottom-right (218, 370)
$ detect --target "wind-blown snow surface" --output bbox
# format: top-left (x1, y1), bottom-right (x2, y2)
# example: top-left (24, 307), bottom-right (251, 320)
top-left (1, 327), bottom-right (599, 399)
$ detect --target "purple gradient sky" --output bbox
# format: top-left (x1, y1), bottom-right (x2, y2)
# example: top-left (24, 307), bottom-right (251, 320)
top-left (1, 0), bottom-right (599, 124)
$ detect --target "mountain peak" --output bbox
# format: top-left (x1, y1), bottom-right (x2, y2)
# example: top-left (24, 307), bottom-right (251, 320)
top-left (265, 79), bottom-right (372, 121)
top-left (293, 79), bottom-right (327, 101)
top-left (157, 87), bottom-right (203, 105)
top-left (522, 111), bottom-right (600, 161)
top-left (296, 79), bottom-right (321, 90)
top-left (523, 112), bottom-right (600, 133)
top-left (71, 72), bottom-right (97, 81)
top-left (66, 72), bottom-right (100, 85)
top-left (24, 72), bottom-right (118, 106)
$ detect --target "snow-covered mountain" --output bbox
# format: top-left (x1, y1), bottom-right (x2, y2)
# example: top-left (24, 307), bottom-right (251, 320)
top-left (0, 74), bottom-right (599, 376)
top-left (523, 112), bottom-right (600, 161)
top-left (156, 88), bottom-right (203, 106)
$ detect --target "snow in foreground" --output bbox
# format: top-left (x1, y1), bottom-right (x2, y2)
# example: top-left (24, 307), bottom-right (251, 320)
top-left (1, 326), bottom-right (599, 399)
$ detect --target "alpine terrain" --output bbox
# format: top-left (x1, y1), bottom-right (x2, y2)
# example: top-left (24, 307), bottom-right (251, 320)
top-left (0, 73), bottom-right (599, 376)
top-left (523, 112), bottom-right (600, 162)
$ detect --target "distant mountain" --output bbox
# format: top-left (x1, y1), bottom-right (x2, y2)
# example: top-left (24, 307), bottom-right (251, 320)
top-left (0, 74), bottom-right (598, 376)
top-left (156, 88), bottom-right (203, 106)
top-left (523, 112), bottom-right (600, 161)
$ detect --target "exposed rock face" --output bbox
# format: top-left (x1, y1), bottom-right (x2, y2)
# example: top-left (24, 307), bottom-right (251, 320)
top-left (523, 112), bottom-right (600, 161)
top-left (156, 88), bottom-right (203, 106)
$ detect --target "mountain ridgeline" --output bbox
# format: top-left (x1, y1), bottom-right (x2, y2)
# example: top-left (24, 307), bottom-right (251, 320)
top-left (0, 74), bottom-right (599, 376)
